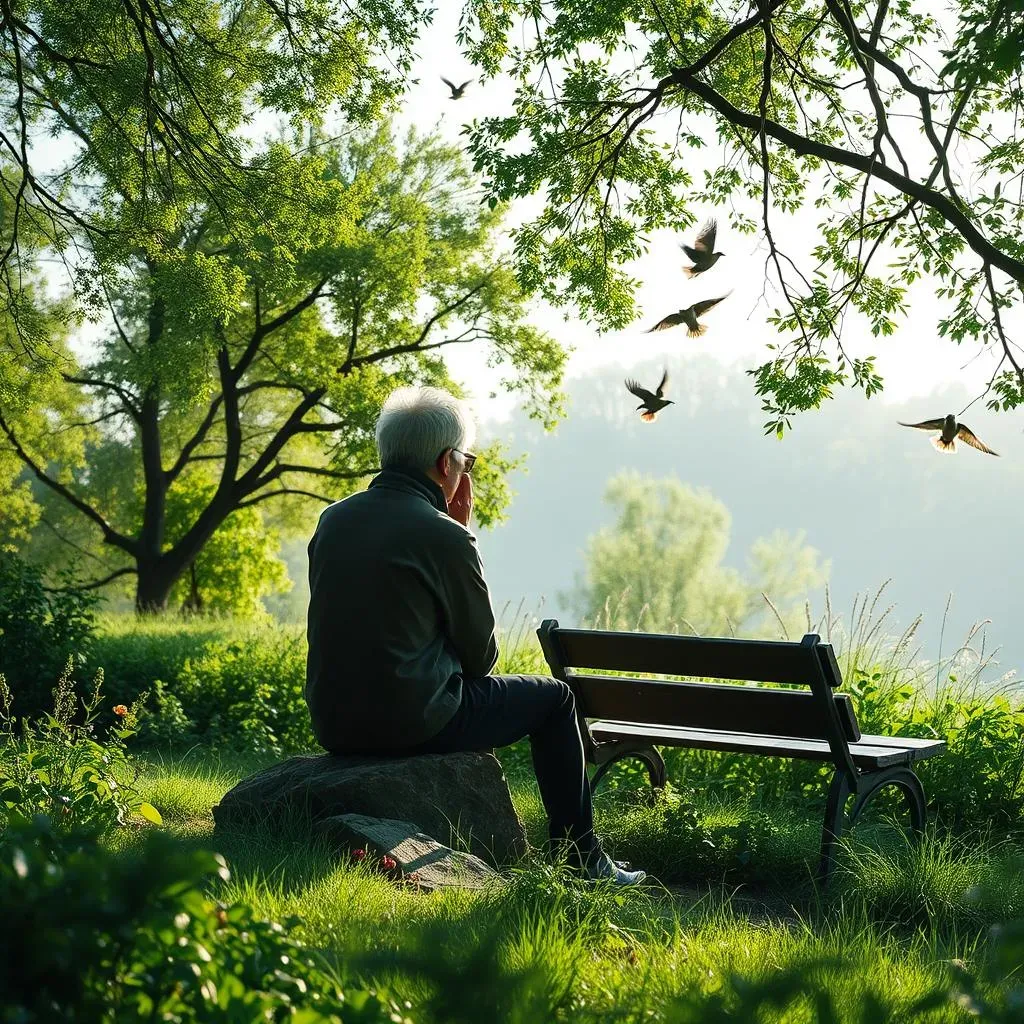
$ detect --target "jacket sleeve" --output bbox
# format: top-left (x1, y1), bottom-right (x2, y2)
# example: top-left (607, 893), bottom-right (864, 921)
top-left (438, 527), bottom-right (499, 678)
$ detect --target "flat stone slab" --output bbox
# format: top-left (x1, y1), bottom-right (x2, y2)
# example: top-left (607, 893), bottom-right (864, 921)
top-left (317, 814), bottom-right (497, 891)
top-left (213, 751), bottom-right (527, 866)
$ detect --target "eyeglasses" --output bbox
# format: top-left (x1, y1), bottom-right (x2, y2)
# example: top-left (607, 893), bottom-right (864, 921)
top-left (450, 448), bottom-right (477, 474)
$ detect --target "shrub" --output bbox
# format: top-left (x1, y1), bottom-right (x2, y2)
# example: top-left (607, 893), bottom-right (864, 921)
top-left (87, 619), bottom-right (312, 755)
top-left (174, 629), bottom-right (313, 755)
top-left (87, 614), bottom-right (237, 710)
top-left (0, 817), bottom-right (411, 1024)
top-left (0, 660), bottom-right (159, 843)
top-left (0, 552), bottom-right (97, 718)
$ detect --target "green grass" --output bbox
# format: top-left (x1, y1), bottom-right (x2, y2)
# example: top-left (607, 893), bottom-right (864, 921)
top-left (125, 747), bottom-right (1020, 1022)
top-left (77, 593), bottom-right (1024, 1019)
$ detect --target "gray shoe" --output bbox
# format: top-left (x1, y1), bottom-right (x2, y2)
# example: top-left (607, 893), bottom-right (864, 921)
top-left (584, 852), bottom-right (647, 886)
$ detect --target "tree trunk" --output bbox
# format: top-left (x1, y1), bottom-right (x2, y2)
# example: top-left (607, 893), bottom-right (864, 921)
top-left (134, 492), bottom-right (234, 613)
top-left (182, 562), bottom-right (204, 615)
top-left (134, 559), bottom-right (181, 614)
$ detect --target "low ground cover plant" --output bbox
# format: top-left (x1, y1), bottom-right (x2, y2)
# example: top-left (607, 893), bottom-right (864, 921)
top-left (0, 661), bottom-right (158, 842)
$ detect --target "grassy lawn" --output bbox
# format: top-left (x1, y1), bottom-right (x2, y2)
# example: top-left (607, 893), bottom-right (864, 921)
top-left (4, 607), bottom-right (1023, 1020)
top-left (127, 744), bottom-right (1022, 1022)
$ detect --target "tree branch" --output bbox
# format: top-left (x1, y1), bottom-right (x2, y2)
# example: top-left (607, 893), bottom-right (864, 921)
top-left (668, 67), bottom-right (1024, 285)
top-left (0, 412), bottom-right (138, 555)
top-left (164, 393), bottom-right (225, 484)
top-left (984, 261), bottom-right (1024, 390)
top-left (233, 388), bottom-right (326, 495)
top-left (232, 275), bottom-right (331, 381)
top-left (237, 487), bottom-right (337, 508)
top-left (45, 566), bottom-right (137, 593)
top-left (217, 342), bottom-right (242, 485)
top-left (62, 373), bottom-right (142, 421)
top-left (38, 515), bottom-right (108, 565)
top-left (347, 334), bottom-right (479, 370)
top-left (411, 277), bottom-right (493, 350)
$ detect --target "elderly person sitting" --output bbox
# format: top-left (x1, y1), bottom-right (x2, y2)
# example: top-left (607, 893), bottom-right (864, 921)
top-left (305, 386), bottom-right (645, 884)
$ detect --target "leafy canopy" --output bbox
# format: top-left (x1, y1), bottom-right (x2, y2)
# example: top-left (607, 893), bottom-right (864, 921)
top-left (1, 116), bottom-right (564, 609)
top-left (459, 0), bottom-right (1024, 433)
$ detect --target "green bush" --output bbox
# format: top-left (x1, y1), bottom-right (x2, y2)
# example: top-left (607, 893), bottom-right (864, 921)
top-left (0, 552), bottom-right (97, 719)
top-left (174, 629), bottom-right (313, 755)
top-left (87, 615), bottom-right (237, 712)
top-left (0, 661), bottom-right (159, 843)
top-left (0, 817), bottom-right (411, 1024)
top-left (87, 619), bottom-right (313, 754)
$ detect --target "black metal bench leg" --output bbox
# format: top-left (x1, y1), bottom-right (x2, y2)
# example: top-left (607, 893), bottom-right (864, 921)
top-left (848, 766), bottom-right (927, 835)
top-left (819, 767), bottom-right (927, 888)
top-left (818, 770), bottom-right (853, 887)
top-left (636, 745), bottom-right (667, 791)
top-left (590, 745), bottom-right (666, 793)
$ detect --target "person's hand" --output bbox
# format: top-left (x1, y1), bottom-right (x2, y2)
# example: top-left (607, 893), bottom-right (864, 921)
top-left (447, 472), bottom-right (473, 527)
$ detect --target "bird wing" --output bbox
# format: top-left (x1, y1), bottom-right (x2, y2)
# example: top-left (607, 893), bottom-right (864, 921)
top-left (458, 79), bottom-right (472, 90)
top-left (957, 424), bottom-right (999, 455)
top-left (441, 76), bottom-right (457, 90)
top-left (655, 367), bottom-right (669, 398)
top-left (645, 312), bottom-right (685, 332)
top-left (691, 294), bottom-right (729, 317)
top-left (680, 244), bottom-right (702, 263)
top-left (898, 419), bottom-right (946, 431)
top-left (625, 379), bottom-right (656, 403)
top-left (693, 218), bottom-right (717, 253)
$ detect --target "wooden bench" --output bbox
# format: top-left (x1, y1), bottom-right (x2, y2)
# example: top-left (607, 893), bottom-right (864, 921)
top-left (536, 619), bottom-right (946, 885)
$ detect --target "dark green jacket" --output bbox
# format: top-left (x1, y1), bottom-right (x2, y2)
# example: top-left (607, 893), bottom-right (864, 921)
top-left (305, 467), bottom-right (499, 753)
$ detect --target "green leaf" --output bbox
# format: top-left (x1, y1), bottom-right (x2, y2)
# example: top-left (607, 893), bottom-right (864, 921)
top-left (139, 802), bottom-right (163, 825)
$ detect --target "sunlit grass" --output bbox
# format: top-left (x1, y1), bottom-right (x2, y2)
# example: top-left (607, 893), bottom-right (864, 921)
top-left (135, 750), bottom-right (991, 1023)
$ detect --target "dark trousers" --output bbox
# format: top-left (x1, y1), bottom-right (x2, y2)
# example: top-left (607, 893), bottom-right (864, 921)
top-left (409, 674), bottom-right (596, 862)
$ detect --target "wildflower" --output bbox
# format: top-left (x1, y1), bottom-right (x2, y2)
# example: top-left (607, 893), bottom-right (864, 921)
top-left (351, 848), bottom-right (366, 862)
top-left (113, 704), bottom-right (128, 717)
top-left (380, 855), bottom-right (398, 872)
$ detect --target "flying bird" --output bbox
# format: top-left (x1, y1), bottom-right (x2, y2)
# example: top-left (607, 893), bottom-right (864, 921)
top-left (646, 294), bottom-right (730, 337)
top-left (681, 218), bottom-right (724, 277)
top-left (898, 414), bottom-right (999, 456)
top-left (441, 77), bottom-right (472, 99)
top-left (625, 369), bottom-right (673, 421)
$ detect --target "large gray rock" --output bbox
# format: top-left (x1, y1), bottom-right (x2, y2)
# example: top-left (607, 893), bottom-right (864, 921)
top-left (316, 813), bottom-right (497, 891)
top-left (213, 751), bottom-right (527, 866)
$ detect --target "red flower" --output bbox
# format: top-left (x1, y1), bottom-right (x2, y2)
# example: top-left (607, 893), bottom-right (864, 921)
top-left (113, 704), bottom-right (128, 717)
top-left (380, 855), bottom-right (398, 872)
top-left (351, 848), bottom-right (366, 862)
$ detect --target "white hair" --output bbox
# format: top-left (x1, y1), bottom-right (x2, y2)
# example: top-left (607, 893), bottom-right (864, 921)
top-left (375, 386), bottom-right (476, 472)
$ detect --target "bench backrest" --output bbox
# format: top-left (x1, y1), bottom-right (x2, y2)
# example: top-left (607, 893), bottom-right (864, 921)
top-left (537, 621), bottom-right (859, 771)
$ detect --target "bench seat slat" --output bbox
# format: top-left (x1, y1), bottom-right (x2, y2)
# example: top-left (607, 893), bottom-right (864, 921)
top-left (590, 721), bottom-right (946, 769)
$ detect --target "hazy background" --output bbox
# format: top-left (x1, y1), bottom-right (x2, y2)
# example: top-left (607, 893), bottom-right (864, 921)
top-left (273, 354), bottom-right (1023, 681)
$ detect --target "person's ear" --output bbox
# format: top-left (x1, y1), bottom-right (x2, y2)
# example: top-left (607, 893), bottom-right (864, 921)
top-left (436, 449), bottom-right (452, 478)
